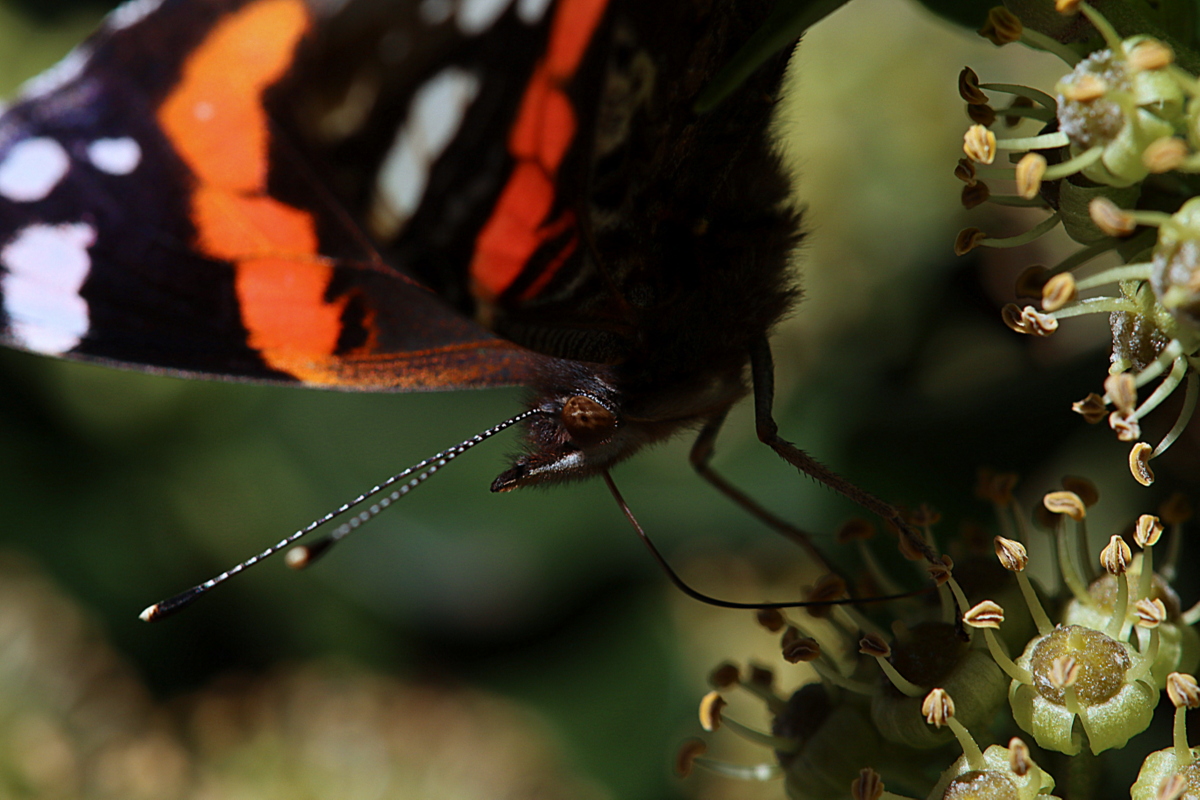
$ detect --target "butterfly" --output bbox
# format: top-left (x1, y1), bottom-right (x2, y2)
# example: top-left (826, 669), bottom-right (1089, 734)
top-left (0, 0), bottom-right (933, 616)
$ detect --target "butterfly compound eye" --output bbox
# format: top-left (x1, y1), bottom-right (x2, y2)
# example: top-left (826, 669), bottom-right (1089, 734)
top-left (561, 395), bottom-right (617, 445)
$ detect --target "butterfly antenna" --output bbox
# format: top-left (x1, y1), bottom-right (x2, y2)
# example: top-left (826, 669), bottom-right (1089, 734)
top-left (601, 472), bottom-right (930, 610)
top-left (140, 409), bottom-right (542, 622)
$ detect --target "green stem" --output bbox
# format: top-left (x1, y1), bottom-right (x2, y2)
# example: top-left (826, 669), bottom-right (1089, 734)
top-left (812, 660), bottom-right (876, 696)
top-left (983, 628), bottom-right (1034, 684)
top-left (1153, 371), bottom-right (1199, 458)
top-left (999, 104), bottom-right (1057, 123)
top-left (1017, 572), bottom-right (1053, 636)
top-left (996, 132), bottom-right (1072, 151)
top-left (1127, 628), bottom-right (1159, 683)
top-left (1136, 357), bottom-right (1187, 420)
top-left (1138, 546), bottom-right (1155, 605)
top-left (1042, 146), bottom-right (1105, 180)
top-left (1175, 705), bottom-right (1194, 766)
top-left (982, 213), bottom-right (1062, 247)
top-left (833, 604), bottom-right (888, 642)
top-left (1077, 518), bottom-right (1096, 584)
top-left (1012, 500), bottom-right (1035, 543)
top-left (870, 656), bottom-right (923, 698)
top-left (1074, 263), bottom-right (1152, 290)
top-left (1079, 2), bottom-right (1124, 51)
top-left (979, 83), bottom-right (1057, 111)
top-left (946, 578), bottom-right (972, 618)
top-left (857, 541), bottom-right (906, 596)
top-left (1053, 296), bottom-right (1138, 318)
top-left (1056, 519), bottom-right (1091, 604)
top-left (740, 676), bottom-right (787, 716)
top-left (1131, 340), bottom-right (1185, 390)
top-left (693, 758), bottom-right (784, 781)
top-left (1020, 28), bottom-right (1083, 65)
top-left (721, 715), bottom-right (801, 753)
top-left (1184, 599), bottom-right (1200, 627)
top-left (1051, 235), bottom-right (1145, 275)
top-left (948, 717), bottom-right (986, 771)
top-left (1066, 738), bottom-right (1098, 800)
top-left (1125, 210), bottom-right (1174, 227)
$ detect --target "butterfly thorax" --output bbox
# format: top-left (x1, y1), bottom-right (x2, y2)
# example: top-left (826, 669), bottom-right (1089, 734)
top-left (487, 0), bottom-right (800, 488)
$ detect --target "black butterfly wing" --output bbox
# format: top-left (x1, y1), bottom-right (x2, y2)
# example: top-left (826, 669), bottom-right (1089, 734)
top-left (0, 0), bottom-right (550, 390)
top-left (271, 0), bottom-right (799, 375)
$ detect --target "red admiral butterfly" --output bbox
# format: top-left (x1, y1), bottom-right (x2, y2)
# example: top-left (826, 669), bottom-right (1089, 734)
top-left (0, 0), bottom-right (931, 617)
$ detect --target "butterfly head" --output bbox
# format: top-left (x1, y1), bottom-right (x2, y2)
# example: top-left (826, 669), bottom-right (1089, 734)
top-left (488, 358), bottom-right (655, 490)
top-left (490, 356), bottom-right (748, 491)
top-left (492, 383), bottom-right (627, 491)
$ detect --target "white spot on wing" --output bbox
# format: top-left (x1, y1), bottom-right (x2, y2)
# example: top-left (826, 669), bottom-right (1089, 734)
top-left (19, 46), bottom-right (91, 99)
top-left (1, 222), bottom-right (95, 354)
top-left (86, 137), bottom-right (142, 175)
top-left (516, 0), bottom-right (552, 23)
top-left (458, 0), bottom-right (512, 34)
top-left (371, 68), bottom-right (480, 239)
top-left (411, 69), bottom-right (481, 154)
top-left (0, 138), bottom-right (70, 202)
top-left (382, 143), bottom-right (423, 218)
top-left (107, 0), bottom-right (165, 30)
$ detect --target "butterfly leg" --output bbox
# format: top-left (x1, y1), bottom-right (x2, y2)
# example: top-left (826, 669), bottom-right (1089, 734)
top-left (748, 337), bottom-right (939, 565)
top-left (689, 412), bottom-right (837, 574)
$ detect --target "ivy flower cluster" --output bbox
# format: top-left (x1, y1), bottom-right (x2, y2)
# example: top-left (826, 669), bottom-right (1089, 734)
top-left (679, 474), bottom-right (1198, 800)
top-left (956, 1), bottom-right (1200, 486)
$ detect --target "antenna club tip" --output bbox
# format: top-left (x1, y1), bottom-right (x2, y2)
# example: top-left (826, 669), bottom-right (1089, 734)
top-left (138, 604), bottom-right (161, 622)
top-left (285, 546), bottom-right (312, 570)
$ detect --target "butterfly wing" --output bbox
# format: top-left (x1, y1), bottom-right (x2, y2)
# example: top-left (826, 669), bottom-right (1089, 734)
top-left (0, 0), bottom-right (549, 390)
top-left (269, 0), bottom-right (639, 365)
top-left (272, 0), bottom-right (798, 372)
top-left (0, 0), bottom-right (793, 393)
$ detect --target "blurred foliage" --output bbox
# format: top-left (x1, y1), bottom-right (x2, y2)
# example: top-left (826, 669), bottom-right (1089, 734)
top-left (0, 554), bottom-right (604, 799)
top-left (0, 0), bottom-right (1197, 799)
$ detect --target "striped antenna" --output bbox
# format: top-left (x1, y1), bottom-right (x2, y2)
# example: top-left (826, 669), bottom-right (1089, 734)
top-left (139, 408), bottom-right (540, 622)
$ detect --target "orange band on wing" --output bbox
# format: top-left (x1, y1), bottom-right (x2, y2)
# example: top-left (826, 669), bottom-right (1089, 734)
top-left (157, 0), bottom-right (355, 382)
top-left (158, 0), bottom-right (308, 191)
top-left (193, 189), bottom-right (346, 365)
top-left (470, 0), bottom-right (608, 302)
top-left (191, 187), bottom-right (318, 260)
top-left (235, 257), bottom-right (348, 359)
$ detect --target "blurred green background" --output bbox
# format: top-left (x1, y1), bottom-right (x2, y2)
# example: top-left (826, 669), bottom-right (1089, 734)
top-left (0, 1), bottom-right (1194, 798)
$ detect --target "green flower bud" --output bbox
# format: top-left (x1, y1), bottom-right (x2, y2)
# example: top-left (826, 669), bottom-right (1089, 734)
top-left (1126, 37), bottom-right (1185, 124)
top-left (773, 684), bottom-right (883, 800)
top-left (870, 623), bottom-right (1008, 749)
top-left (1062, 564), bottom-right (1200, 687)
top-left (1131, 751), bottom-right (1200, 800)
top-left (1009, 625), bottom-right (1157, 754)
top-left (1055, 41), bottom-right (1184, 188)
top-left (1152, 198), bottom-right (1200, 339)
top-left (1082, 109), bottom-right (1174, 187)
top-left (930, 743), bottom-right (1057, 800)
top-left (1057, 51), bottom-right (1130, 150)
